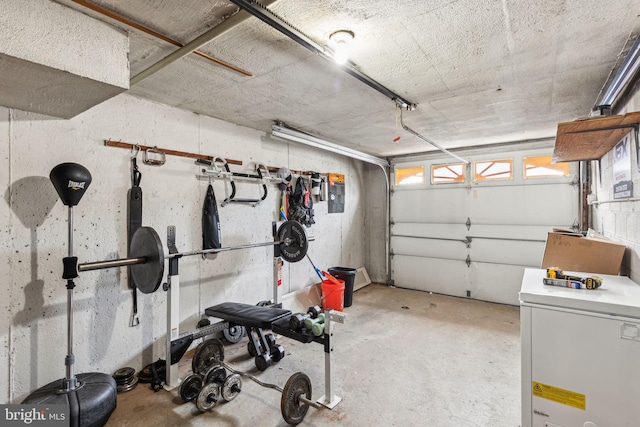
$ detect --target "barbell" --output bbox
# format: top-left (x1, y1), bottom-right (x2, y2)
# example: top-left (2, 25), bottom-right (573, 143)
top-left (75, 220), bottom-right (310, 294)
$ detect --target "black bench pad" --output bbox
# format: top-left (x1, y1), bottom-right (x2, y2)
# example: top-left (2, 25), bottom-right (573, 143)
top-left (205, 302), bottom-right (291, 329)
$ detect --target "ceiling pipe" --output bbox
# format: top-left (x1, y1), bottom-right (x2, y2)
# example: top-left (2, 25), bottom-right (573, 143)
top-left (227, 0), bottom-right (416, 111)
top-left (130, 0), bottom-right (279, 86)
top-left (271, 123), bottom-right (389, 167)
top-left (400, 109), bottom-right (469, 164)
top-left (595, 35), bottom-right (640, 110)
top-left (71, 0), bottom-right (252, 77)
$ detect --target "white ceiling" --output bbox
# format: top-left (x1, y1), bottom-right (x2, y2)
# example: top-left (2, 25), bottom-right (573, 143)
top-left (55, 0), bottom-right (640, 158)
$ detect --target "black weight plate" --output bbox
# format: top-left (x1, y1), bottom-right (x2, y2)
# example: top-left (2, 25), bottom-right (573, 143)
top-left (204, 365), bottom-right (226, 385)
top-left (113, 367), bottom-right (135, 381)
top-left (281, 372), bottom-right (312, 425)
top-left (222, 324), bottom-right (245, 344)
top-left (276, 221), bottom-right (308, 263)
top-left (130, 227), bottom-right (165, 294)
top-left (116, 375), bottom-right (138, 393)
top-left (179, 373), bottom-right (203, 402)
top-left (192, 339), bottom-right (224, 376)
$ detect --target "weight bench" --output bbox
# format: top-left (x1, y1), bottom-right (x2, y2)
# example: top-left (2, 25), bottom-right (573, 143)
top-left (205, 302), bottom-right (291, 371)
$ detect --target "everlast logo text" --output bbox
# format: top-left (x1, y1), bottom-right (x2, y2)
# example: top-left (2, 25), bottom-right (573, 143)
top-left (67, 180), bottom-right (86, 190)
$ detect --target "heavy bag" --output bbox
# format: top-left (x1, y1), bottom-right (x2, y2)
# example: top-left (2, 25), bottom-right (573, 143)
top-left (203, 183), bottom-right (221, 259)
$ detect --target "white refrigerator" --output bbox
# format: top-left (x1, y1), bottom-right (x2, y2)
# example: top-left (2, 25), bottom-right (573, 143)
top-left (520, 268), bottom-right (640, 427)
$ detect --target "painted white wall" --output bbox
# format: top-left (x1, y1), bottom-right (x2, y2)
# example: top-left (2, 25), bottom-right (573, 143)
top-left (591, 83), bottom-right (640, 282)
top-left (1, 94), bottom-right (372, 403)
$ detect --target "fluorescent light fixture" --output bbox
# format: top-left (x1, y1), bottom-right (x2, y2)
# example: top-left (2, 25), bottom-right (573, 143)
top-left (271, 124), bottom-right (389, 168)
top-left (597, 36), bottom-right (640, 108)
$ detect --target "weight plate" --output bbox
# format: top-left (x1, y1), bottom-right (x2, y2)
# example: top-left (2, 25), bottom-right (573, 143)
top-left (116, 375), bottom-right (138, 393)
top-left (222, 324), bottom-right (245, 344)
top-left (204, 365), bottom-right (226, 385)
top-left (179, 373), bottom-right (203, 402)
top-left (130, 227), bottom-right (165, 294)
top-left (221, 374), bottom-right (242, 402)
top-left (192, 339), bottom-right (224, 376)
top-left (281, 372), bottom-right (312, 425)
top-left (113, 367), bottom-right (135, 381)
top-left (196, 383), bottom-right (219, 412)
top-left (276, 221), bottom-right (308, 263)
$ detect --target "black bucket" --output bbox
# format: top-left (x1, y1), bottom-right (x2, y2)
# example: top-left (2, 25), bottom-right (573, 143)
top-left (328, 267), bottom-right (357, 308)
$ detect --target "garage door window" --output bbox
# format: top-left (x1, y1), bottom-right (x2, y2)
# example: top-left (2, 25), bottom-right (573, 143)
top-left (395, 166), bottom-right (424, 186)
top-left (474, 159), bottom-right (512, 181)
top-left (524, 155), bottom-right (569, 178)
top-left (431, 163), bottom-right (465, 184)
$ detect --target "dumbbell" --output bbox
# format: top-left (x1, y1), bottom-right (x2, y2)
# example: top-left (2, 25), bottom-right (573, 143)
top-left (289, 305), bottom-right (322, 331)
top-left (304, 313), bottom-right (326, 336)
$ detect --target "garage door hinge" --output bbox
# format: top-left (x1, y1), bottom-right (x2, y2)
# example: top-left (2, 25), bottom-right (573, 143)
top-left (465, 255), bottom-right (471, 267)
top-left (465, 237), bottom-right (472, 248)
top-left (466, 217), bottom-right (471, 230)
top-left (571, 175), bottom-right (579, 186)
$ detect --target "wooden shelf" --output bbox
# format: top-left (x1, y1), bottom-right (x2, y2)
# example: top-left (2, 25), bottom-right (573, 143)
top-left (552, 111), bottom-right (640, 162)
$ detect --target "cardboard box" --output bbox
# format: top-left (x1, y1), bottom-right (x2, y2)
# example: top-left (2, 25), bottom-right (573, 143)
top-left (541, 230), bottom-right (626, 275)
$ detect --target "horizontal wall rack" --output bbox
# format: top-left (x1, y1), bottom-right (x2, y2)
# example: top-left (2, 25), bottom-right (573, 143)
top-left (104, 140), bottom-right (243, 166)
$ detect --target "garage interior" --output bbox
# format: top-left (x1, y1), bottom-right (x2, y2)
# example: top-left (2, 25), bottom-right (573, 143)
top-left (2, 1), bottom-right (640, 426)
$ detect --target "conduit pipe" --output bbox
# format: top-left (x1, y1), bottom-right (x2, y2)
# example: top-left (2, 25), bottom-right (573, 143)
top-left (130, 0), bottom-right (279, 86)
top-left (72, 0), bottom-right (252, 77)
top-left (400, 109), bottom-right (469, 164)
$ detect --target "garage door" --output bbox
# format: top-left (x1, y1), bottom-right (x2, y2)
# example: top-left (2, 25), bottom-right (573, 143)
top-left (391, 145), bottom-right (578, 305)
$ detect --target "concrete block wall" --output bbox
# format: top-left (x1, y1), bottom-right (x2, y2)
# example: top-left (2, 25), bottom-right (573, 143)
top-left (591, 85), bottom-right (640, 283)
top-left (0, 93), bottom-right (377, 403)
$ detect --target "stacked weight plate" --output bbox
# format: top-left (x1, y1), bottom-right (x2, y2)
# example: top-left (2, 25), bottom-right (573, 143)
top-left (113, 367), bottom-right (138, 393)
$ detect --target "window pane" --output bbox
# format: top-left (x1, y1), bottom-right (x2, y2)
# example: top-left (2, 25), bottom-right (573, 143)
top-left (524, 155), bottom-right (569, 178)
top-left (395, 166), bottom-right (424, 186)
top-left (474, 159), bottom-right (512, 181)
top-left (432, 163), bottom-right (465, 184)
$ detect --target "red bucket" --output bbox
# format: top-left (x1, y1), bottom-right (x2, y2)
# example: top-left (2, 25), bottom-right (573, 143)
top-left (321, 278), bottom-right (345, 312)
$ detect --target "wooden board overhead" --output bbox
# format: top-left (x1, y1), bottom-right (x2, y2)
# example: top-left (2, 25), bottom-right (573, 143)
top-left (552, 111), bottom-right (640, 162)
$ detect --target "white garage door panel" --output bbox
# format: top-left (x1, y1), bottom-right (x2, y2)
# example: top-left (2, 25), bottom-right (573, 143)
top-left (393, 255), bottom-right (469, 297)
top-left (469, 239), bottom-right (545, 266)
top-left (470, 184), bottom-right (576, 225)
top-left (470, 263), bottom-right (526, 305)
top-left (391, 189), bottom-right (469, 223)
top-left (393, 236), bottom-right (466, 260)
top-left (392, 223), bottom-right (469, 240)
top-left (392, 150), bottom-right (578, 305)
top-left (469, 224), bottom-right (558, 241)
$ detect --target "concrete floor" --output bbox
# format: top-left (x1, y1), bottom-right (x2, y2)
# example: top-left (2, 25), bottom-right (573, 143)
top-left (106, 284), bottom-right (521, 427)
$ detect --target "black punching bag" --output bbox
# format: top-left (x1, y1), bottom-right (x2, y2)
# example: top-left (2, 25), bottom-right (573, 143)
top-left (203, 183), bottom-right (221, 259)
top-left (50, 163), bottom-right (92, 206)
